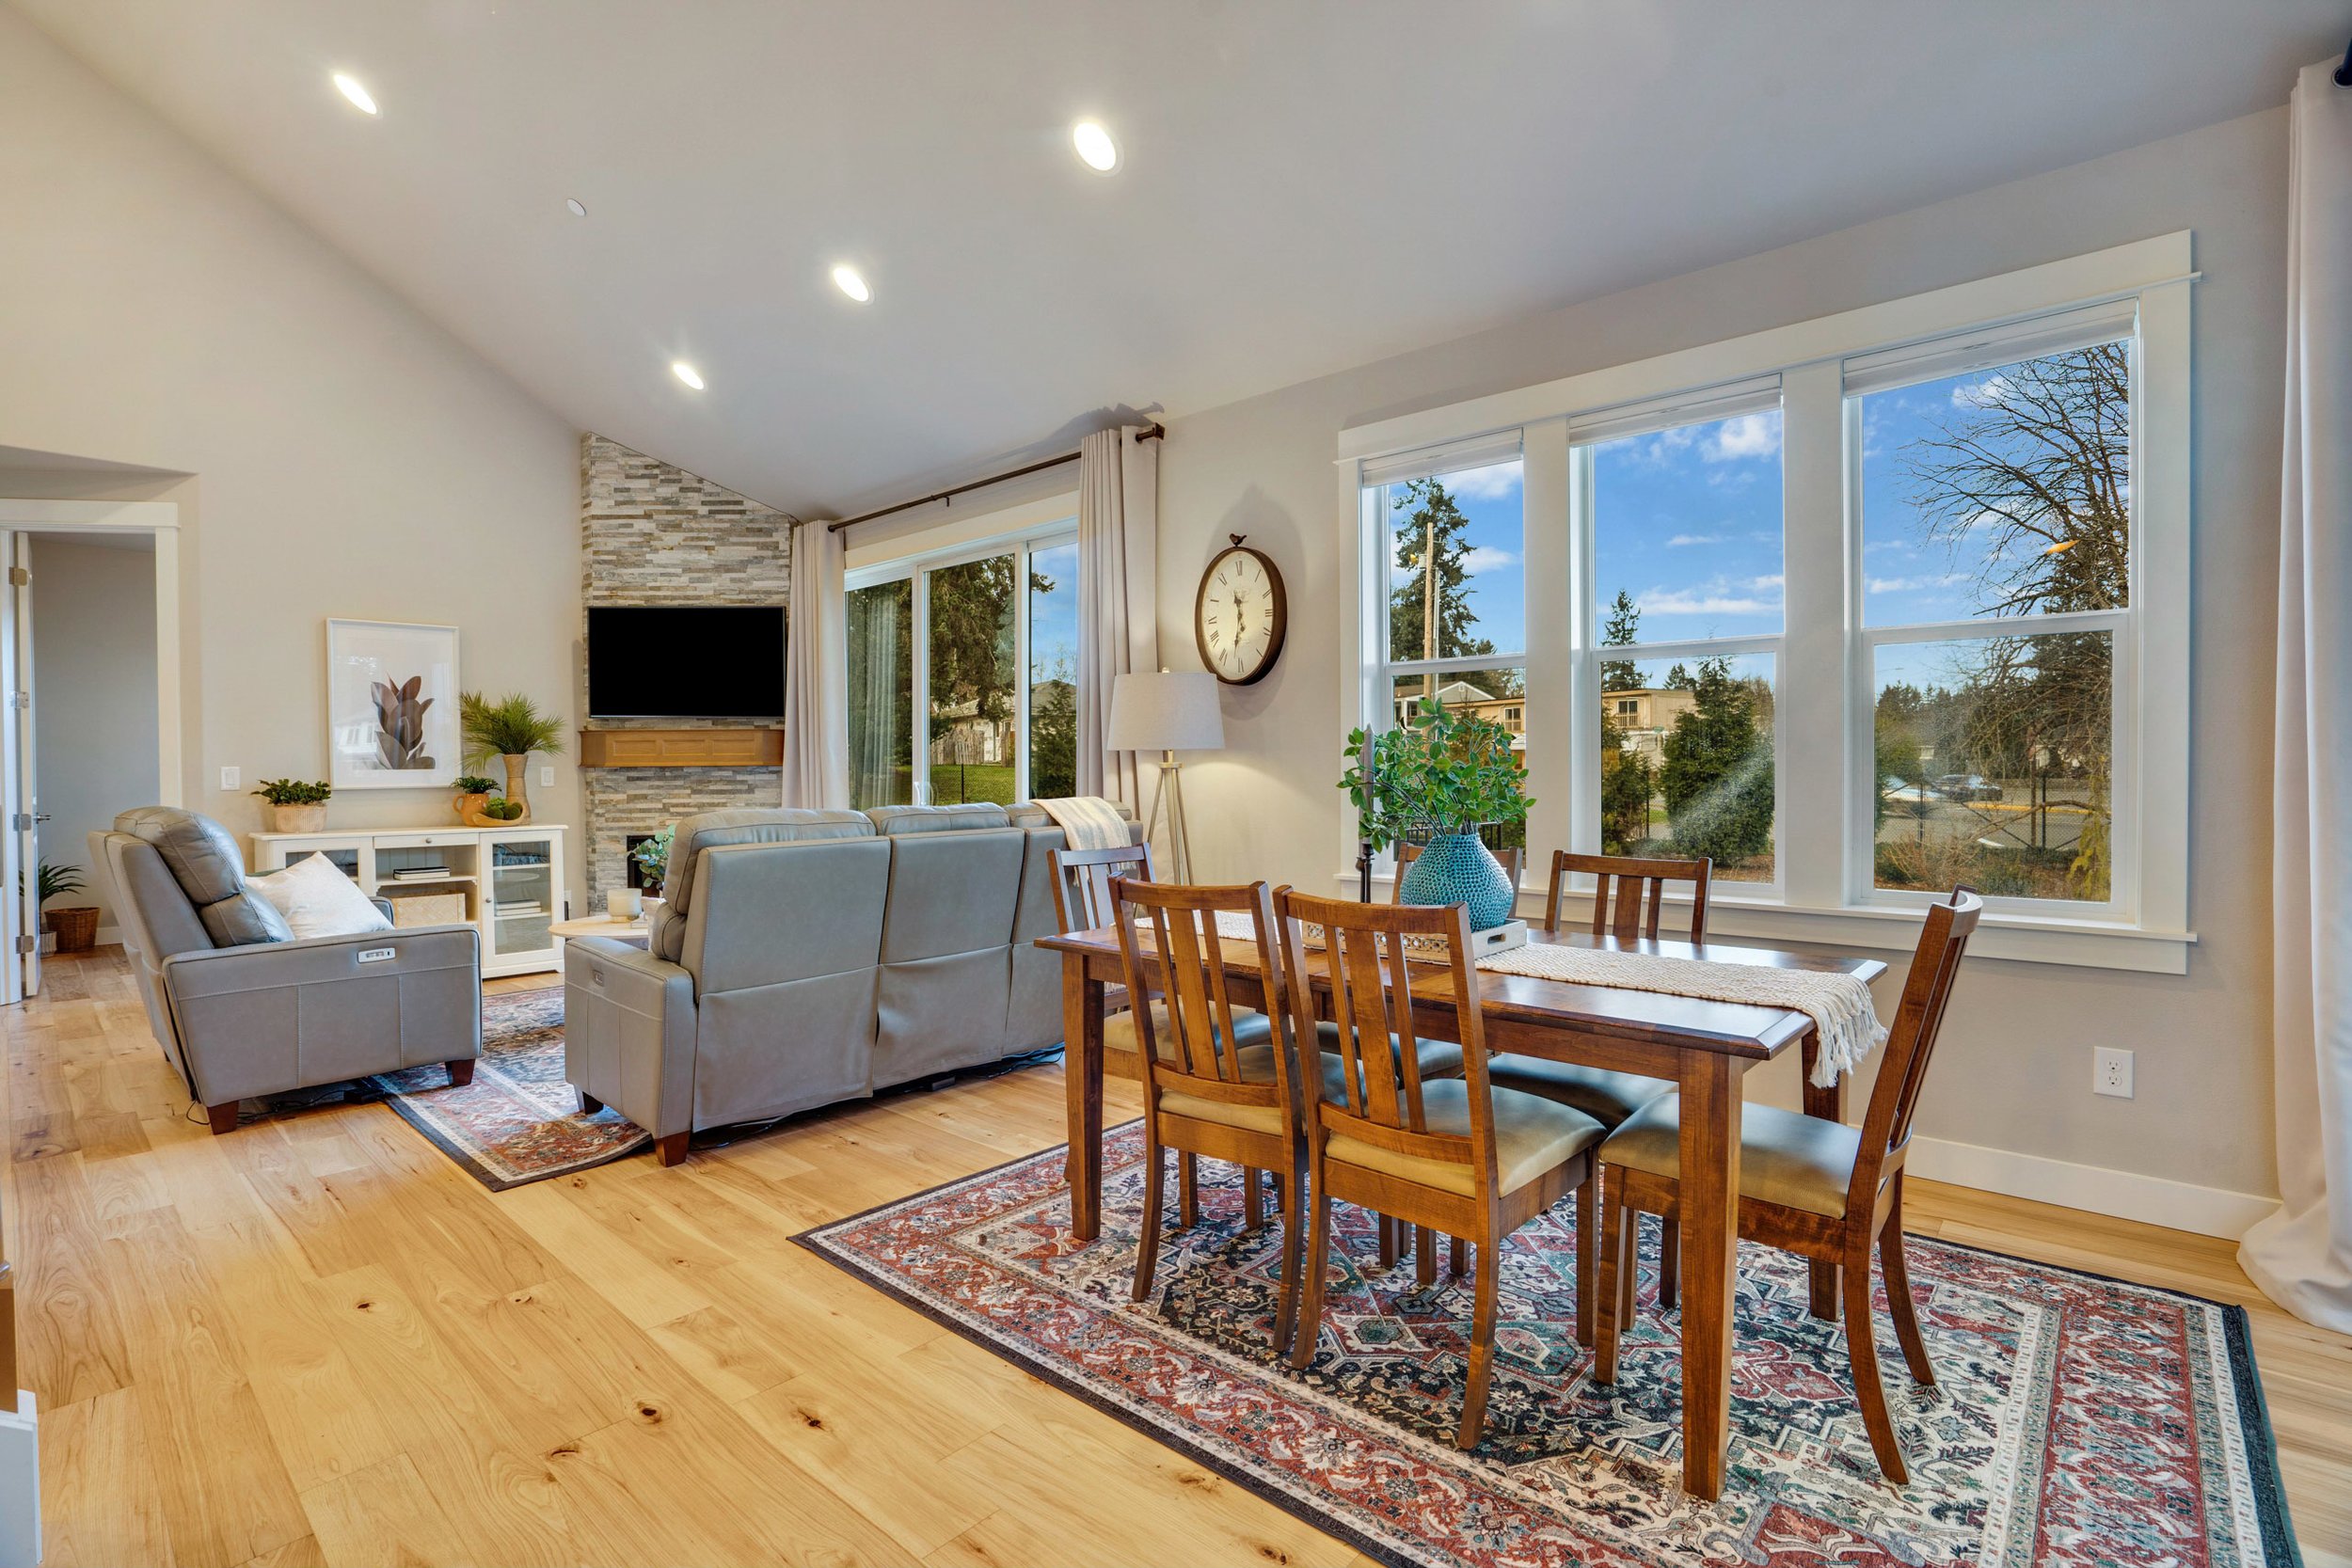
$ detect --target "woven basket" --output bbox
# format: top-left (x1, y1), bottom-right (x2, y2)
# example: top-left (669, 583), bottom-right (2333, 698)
top-left (44, 905), bottom-right (100, 953)
top-left (387, 891), bottom-right (469, 927)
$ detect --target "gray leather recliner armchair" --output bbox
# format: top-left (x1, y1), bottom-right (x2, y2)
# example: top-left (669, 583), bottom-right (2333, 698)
top-left (89, 807), bottom-right (483, 1132)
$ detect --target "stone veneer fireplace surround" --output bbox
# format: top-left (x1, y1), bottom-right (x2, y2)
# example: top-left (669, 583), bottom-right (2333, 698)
top-left (578, 433), bottom-right (795, 910)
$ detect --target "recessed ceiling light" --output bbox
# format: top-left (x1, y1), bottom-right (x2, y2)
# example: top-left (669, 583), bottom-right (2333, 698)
top-left (565, 198), bottom-right (587, 217)
top-left (332, 72), bottom-right (378, 116)
top-left (672, 361), bottom-right (705, 390)
top-left (1072, 119), bottom-right (1117, 172)
top-left (831, 264), bottom-right (871, 303)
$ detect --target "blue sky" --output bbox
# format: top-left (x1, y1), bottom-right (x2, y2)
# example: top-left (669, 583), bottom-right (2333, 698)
top-left (1594, 411), bottom-right (1785, 643)
top-left (1028, 540), bottom-right (1079, 685)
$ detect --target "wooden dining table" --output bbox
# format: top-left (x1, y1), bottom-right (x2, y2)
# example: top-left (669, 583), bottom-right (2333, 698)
top-left (1036, 920), bottom-right (1885, 1501)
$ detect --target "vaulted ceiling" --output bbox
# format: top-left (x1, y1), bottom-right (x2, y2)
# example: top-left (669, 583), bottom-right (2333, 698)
top-left (17, 1), bottom-right (2344, 517)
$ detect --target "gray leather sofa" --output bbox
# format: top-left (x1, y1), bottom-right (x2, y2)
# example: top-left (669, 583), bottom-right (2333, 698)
top-left (89, 807), bottom-right (482, 1132)
top-left (564, 802), bottom-right (1135, 1164)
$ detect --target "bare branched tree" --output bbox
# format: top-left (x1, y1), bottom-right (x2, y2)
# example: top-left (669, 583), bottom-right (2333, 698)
top-left (1902, 341), bottom-right (2129, 616)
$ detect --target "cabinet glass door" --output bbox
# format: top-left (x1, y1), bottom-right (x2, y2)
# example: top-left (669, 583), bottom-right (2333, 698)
top-left (484, 831), bottom-right (557, 961)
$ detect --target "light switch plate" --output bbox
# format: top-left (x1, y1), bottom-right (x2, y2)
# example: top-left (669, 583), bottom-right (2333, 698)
top-left (220, 766), bottom-right (240, 791)
top-left (539, 766), bottom-right (554, 788)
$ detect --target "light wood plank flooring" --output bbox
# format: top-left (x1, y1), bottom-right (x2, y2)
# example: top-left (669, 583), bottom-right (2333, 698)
top-left (6, 947), bottom-right (2346, 1566)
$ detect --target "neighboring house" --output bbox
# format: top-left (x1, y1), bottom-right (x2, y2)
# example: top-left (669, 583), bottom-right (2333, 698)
top-left (928, 695), bottom-right (1012, 766)
top-left (1604, 686), bottom-right (1697, 764)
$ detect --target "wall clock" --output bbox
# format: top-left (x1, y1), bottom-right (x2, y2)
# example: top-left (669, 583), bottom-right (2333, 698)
top-left (1194, 533), bottom-right (1288, 686)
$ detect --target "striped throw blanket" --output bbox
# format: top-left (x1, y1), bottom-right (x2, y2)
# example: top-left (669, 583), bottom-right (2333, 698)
top-left (1033, 796), bottom-right (1133, 851)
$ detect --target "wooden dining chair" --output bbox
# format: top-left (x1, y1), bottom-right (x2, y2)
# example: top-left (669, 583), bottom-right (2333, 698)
top-left (1279, 889), bottom-right (1609, 1449)
top-left (1493, 850), bottom-right (1716, 1305)
top-left (1054, 842), bottom-right (1267, 1226)
top-left (1391, 841), bottom-right (1526, 907)
top-left (1113, 878), bottom-right (1313, 1350)
top-left (1592, 887), bottom-right (1982, 1484)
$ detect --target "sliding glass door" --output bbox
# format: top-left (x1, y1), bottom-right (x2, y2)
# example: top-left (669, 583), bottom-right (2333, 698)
top-left (847, 527), bottom-right (1077, 810)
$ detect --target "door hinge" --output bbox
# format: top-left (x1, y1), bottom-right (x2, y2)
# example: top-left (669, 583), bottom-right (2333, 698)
top-left (7, 566), bottom-right (26, 587)
top-left (8, 692), bottom-right (26, 711)
top-left (9, 813), bottom-right (29, 832)
top-left (15, 934), bottom-right (34, 955)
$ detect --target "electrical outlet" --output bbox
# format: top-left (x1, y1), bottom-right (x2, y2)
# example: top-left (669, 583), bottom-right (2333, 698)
top-left (220, 766), bottom-right (240, 791)
top-left (2093, 1047), bottom-right (2135, 1099)
top-left (539, 765), bottom-right (555, 788)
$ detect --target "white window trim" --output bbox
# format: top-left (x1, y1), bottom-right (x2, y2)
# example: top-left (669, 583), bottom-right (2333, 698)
top-left (847, 509), bottom-right (1078, 806)
top-left (1334, 232), bottom-right (2197, 974)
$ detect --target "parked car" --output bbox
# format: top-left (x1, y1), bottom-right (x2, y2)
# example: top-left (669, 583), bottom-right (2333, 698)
top-left (1934, 773), bottom-right (2005, 802)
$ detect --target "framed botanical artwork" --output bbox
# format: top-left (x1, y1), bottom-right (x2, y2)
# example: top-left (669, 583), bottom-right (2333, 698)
top-left (326, 619), bottom-right (461, 790)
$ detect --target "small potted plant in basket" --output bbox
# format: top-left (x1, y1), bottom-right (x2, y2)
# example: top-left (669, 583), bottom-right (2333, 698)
top-left (452, 773), bottom-right (500, 824)
top-left (252, 778), bottom-right (332, 833)
top-left (37, 860), bottom-right (99, 955)
top-left (1341, 696), bottom-right (1532, 931)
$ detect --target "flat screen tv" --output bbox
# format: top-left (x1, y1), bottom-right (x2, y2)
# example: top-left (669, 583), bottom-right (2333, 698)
top-left (587, 606), bottom-right (786, 719)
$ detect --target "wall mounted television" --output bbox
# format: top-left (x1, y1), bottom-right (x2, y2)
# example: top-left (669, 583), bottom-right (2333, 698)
top-left (587, 605), bottom-right (786, 719)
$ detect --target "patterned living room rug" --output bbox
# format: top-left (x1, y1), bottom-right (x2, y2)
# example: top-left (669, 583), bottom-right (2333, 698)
top-left (798, 1123), bottom-right (2300, 1568)
top-left (364, 986), bottom-right (649, 1189)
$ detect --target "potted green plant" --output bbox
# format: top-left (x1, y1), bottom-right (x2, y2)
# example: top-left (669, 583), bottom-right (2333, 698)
top-left (1341, 697), bottom-right (1532, 930)
top-left (460, 691), bottom-right (565, 823)
top-left (252, 778), bottom-right (333, 833)
top-left (452, 773), bottom-right (500, 824)
top-left (36, 860), bottom-right (98, 954)
top-left (629, 826), bottom-right (674, 901)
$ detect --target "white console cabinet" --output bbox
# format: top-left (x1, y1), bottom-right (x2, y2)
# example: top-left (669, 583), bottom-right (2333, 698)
top-left (250, 824), bottom-right (569, 978)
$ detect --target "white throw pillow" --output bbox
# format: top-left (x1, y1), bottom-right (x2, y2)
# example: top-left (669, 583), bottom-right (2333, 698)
top-left (248, 852), bottom-right (394, 941)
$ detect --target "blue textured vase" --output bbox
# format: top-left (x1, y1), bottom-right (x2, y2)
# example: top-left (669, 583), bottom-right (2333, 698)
top-left (1397, 833), bottom-right (1516, 930)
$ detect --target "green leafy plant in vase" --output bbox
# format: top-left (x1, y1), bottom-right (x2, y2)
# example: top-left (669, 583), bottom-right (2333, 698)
top-left (460, 691), bottom-right (565, 823)
top-left (1341, 696), bottom-right (1532, 930)
top-left (629, 825), bottom-right (675, 899)
top-left (252, 777), bottom-right (333, 833)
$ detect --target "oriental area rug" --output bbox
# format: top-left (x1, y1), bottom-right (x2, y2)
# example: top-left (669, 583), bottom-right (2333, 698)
top-left (797, 1121), bottom-right (2300, 1568)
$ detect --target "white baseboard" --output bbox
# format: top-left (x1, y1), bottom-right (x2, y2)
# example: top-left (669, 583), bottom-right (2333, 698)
top-left (0, 1390), bottom-right (38, 1568)
top-left (1907, 1134), bottom-right (2280, 1241)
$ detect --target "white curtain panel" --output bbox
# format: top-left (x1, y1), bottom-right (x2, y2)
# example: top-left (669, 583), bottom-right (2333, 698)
top-left (781, 517), bottom-right (850, 809)
top-left (2241, 58), bottom-right (2352, 1334)
top-left (1075, 425), bottom-right (1159, 815)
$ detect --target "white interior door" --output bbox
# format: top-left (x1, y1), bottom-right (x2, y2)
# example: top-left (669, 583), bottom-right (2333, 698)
top-left (0, 532), bottom-right (32, 1004)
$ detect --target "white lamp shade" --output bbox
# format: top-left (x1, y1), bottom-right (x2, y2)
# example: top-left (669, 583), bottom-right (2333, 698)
top-left (1107, 671), bottom-right (1226, 752)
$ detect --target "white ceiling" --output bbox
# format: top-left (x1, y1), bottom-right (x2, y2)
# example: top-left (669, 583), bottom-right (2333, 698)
top-left (17, 1), bottom-right (2344, 518)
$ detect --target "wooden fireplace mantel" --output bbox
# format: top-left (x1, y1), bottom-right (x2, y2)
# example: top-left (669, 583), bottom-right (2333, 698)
top-left (578, 728), bottom-right (786, 768)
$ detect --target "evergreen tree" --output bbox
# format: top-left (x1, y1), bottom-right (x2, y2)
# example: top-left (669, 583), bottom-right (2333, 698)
top-left (1389, 479), bottom-right (1519, 697)
top-left (1659, 656), bottom-right (1774, 864)
top-left (1600, 589), bottom-right (1642, 693)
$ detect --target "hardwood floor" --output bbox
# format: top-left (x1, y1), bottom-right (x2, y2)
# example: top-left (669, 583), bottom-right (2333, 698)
top-left (5, 946), bottom-right (2347, 1566)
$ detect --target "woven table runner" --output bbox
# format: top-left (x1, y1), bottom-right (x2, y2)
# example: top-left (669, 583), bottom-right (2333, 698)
top-left (1470, 942), bottom-right (1884, 1086)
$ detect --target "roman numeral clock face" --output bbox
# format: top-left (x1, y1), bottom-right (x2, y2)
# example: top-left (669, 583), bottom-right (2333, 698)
top-left (1194, 539), bottom-right (1288, 686)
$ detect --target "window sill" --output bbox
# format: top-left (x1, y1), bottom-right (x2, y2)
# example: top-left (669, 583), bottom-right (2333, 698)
top-left (1333, 872), bottom-right (2196, 974)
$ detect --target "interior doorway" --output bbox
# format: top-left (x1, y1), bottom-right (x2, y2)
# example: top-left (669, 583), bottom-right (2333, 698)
top-left (0, 499), bottom-right (179, 1003)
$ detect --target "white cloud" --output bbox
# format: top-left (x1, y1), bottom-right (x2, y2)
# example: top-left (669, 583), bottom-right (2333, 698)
top-left (1866, 572), bottom-right (1971, 594)
top-left (1639, 591), bottom-right (1779, 616)
top-left (1664, 532), bottom-right (1725, 547)
top-left (1703, 413), bottom-right (1781, 462)
top-left (1462, 546), bottom-right (1520, 573)
top-left (1952, 372), bottom-right (2013, 409)
top-left (1750, 573), bottom-right (1784, 590)
top-left (1443, 462), bottom-right (1523, 500)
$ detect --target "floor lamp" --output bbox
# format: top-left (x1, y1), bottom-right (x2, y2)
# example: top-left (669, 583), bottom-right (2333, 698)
top-left (1107, 671), bottom-right (1225, 883)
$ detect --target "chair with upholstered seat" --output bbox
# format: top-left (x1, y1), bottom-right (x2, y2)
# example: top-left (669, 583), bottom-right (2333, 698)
top-left (1279, 889), bottom-right (1608, 1448)
top-left (1593, 887), bottom-right (1981, 1484)
top-left (1113, 877), bottom-right (1316, 1349)
top-left (1487, 850), bottom-right (1714, 1301)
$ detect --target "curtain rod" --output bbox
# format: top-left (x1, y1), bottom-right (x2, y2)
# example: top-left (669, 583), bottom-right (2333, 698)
top-left (826, 422), bottom-right (1165, 533)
